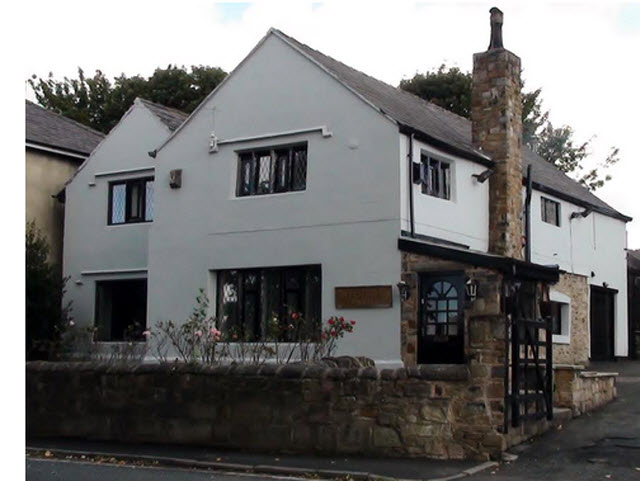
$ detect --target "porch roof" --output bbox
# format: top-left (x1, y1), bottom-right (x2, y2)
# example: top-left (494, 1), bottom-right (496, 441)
top-left (398, 237), bottom-right (560, 282)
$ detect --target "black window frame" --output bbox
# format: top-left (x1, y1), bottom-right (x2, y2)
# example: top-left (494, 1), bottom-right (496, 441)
top-left (236, 143), bottom-right (307, 197)
top-left (216, 264), bottom-right (321, 342)
top-left (541, 197), bottom-right (561, 226)
top-left (420, 154), bottom-right (451, 200)
top-left (108, 177), bottom-right (154, 225)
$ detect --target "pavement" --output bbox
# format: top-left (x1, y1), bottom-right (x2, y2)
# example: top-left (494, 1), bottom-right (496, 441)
top-left (26, 437), bottom-right (494, 481)
top-left (26, 360), bottom-right (640, 481)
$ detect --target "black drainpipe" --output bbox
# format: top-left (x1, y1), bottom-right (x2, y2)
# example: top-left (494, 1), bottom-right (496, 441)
top-left (408, 133), bottom-right (415, 237)
top-left (524, 164), bottom-right (533, 262)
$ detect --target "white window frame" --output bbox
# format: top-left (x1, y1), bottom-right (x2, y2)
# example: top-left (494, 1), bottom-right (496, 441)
top-left (549, 290), bottom-right (571, 345)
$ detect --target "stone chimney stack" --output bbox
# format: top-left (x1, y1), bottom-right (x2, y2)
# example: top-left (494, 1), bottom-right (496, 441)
top-left (472, 7), bottom-right (524, 260)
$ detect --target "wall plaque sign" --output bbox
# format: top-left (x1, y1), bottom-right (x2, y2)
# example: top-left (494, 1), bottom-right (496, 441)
top-left (335, 285), bottom-right (393, 309)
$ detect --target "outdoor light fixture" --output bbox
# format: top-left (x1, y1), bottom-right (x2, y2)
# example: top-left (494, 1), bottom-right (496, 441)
top-left (570, 208), bottom-right (592, 219)
top-left (472, 169), bottom-right (494, 183)
top-left (465, 278), bottom-right (478, 301)
top-left (209, 131), bottom-right (219, 153)
top-left (397, 281), bottom-right (411, 301)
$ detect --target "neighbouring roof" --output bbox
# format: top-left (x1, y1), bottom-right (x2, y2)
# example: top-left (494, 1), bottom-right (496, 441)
top-left (272, 29), bottom-right (630, 222)
top-left (25, 100), bottom-right (104, 157)
top-left (138, 98), bottom-right (188, 132)
top-left (629, 250), bottom-right (640, 272)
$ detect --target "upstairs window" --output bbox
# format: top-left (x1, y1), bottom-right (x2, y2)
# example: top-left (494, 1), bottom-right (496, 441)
top-left (109, 178), bottom-right (154, 225)
top-left (421, 154), bottom-right (451, 200)
top-left (541, 197), bottom-right (560, 226)
top-left (237, 144), bottom-right (307, 197)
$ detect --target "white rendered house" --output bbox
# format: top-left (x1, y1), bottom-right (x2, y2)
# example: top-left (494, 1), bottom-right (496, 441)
top-left (63, 27), bottom-right (630, 366)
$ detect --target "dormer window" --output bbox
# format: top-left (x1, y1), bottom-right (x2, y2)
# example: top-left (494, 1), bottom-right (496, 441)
top-left (237, 143), bottom-right (307, 197)
top-left (420, 154), bottom-right (451, 200)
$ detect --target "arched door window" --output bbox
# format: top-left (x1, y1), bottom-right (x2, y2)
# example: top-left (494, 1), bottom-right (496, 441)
top-left (419, 274), bottom-right (465, 364)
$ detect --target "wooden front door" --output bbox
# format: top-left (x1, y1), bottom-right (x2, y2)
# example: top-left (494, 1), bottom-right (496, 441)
top-left (418, 274), bottom-right (465, 364)
top-left (590, 286), bottom-right (616, 361)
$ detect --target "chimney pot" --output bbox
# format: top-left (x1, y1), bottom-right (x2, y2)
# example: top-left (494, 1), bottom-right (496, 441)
top-left (489, 7), bottom-right (504, 50)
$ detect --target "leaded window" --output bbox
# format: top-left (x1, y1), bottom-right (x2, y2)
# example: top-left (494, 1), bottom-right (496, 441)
top-left (108, 178), bottom-right (154, 225)
top-left (541, 197), bottom-right (560, 226)
top-left (217, 265), bottom-right (321, 341)
top-left (236, 144), bottom-right (307, 197)
top-left (420, 154), bottom-right (451, 200)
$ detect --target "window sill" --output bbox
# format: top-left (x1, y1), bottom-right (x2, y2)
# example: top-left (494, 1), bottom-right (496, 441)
top-left (552, 334), bottom-right (570, 345)
top-left (231, 190), bottom-right (306, 200)
top-left (106, 221), bottom-right (153, 227)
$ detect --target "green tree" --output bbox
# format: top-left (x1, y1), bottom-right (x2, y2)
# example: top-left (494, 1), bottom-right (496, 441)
top-left (26, 221), bottom-right (70, 360)
top-left (399, 65), bottom-right (618, 190)
top-left (28, 65), bottom-right (227, 133)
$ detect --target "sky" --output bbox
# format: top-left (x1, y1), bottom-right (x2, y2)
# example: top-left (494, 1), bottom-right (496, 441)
top-left (18, 0), bottom-right (640, 247)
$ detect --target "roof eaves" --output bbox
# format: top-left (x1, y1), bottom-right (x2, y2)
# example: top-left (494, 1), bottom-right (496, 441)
top-left (26, 140), bottom-right (88, 160)
top-left (398, 124), bottom-right (494, 168)
top-left (529, 179), bottom-right (632, 223)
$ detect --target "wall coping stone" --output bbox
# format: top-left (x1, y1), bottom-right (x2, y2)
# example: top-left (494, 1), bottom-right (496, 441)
top-left (553, 364), bottom-right (586, 371)
top-left (580, 371), bottom-right (618, 379)
top-left (26, 361), bottom-right (470, 382)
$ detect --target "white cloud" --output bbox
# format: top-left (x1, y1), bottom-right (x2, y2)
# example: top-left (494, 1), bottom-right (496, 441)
top-left (20, 0), bottom-right (640, 246)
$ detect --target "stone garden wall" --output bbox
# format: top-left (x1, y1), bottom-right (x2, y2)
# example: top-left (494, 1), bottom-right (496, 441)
top-left (27, 361), bottom-right (507, 460)
top-left (554, 366), bottom-right (617, 416)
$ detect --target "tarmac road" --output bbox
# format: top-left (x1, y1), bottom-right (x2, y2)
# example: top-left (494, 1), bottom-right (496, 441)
top-left (26, 458), bottom-right (303, 481)
top-left (473, 360), bottom-right (640, 481)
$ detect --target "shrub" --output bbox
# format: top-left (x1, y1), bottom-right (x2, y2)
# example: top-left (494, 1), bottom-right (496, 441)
top-left (149, 290), bottom-right (356, 365)
top-left (25, 221), bottom-right (71, 360)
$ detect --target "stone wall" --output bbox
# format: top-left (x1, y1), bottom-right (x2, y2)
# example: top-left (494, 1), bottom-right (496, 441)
top-left (554, 366), bottom-right (617, 416)
top-left (552, 273), bottom-right (589, 366)
top-left (27, 361), bottom-right (507, 460)
top-left (399, 252), bottom-right (508, 454)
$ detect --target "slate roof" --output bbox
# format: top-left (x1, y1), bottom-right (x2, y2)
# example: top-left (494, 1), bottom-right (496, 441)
top-left (273, 29), bottom-right (630, 222)
top-left (26, 100), bottom-right (105, 157)
top-left (138, 98), bottom-right (188, 132)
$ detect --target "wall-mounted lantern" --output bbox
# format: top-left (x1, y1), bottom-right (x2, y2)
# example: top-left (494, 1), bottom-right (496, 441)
top-left (397, 281), bottom-right (411, 301)
top-left (465, 278), bottom-right (479, 302)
